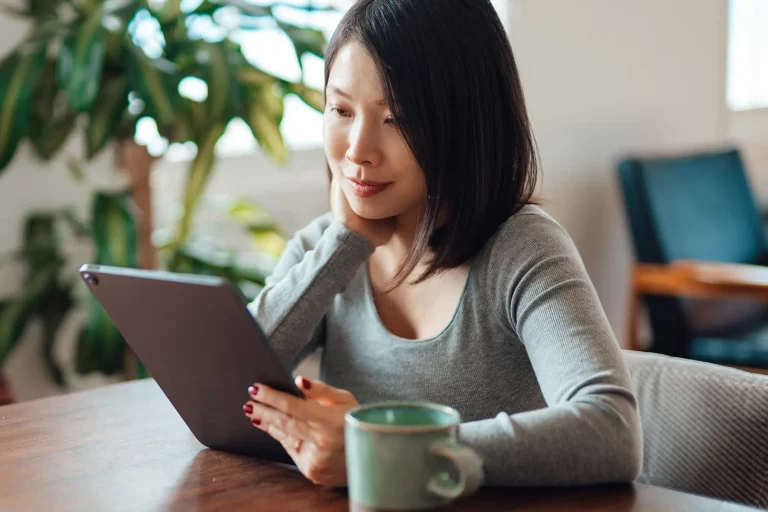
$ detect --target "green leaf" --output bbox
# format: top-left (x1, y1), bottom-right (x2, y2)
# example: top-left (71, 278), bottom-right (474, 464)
top-left (205, 0), bottom-right (269, 17)
top-left (0, 302), bottom-right (20, 367)
top-left (166, 123), bottom-right (225, 269)
top-left (25, 19), bottom-right (70, 46)
top-left (103, 0), bottom-right (138, 19)
top-left (0, 46), bottom-right (47, 171)
top-left (211, 195), bottom-right (286, 257)
top-left (85, 76), bottom-right (129, 158)
top-left (27, 57), bottom-right (78, 160)
top-left (225, 198), bottom-right (279, 227)
top-left (61, 208), bottom-right (92, 238)
top-left (244, 84), bottom-right (288, 163)
top-left (28, 59), bottom-right (57, 150)
top-left (0, 52), bottom-right (24, 171)
top-left (157, 0), bottom-right (180, 21)
top-left (92, 190), bottom-right (138, 268)
top-left (286, 82), bottom-right (324, 112)
top-left (28, 58), bottom-right (56, 118)
top-left (66, 0), bottom-right (93, 15)
top-left (189, 0), bottom-right (220, 16)
top-left (76, 191), bottom-right (138, 376)
top-left (0, 265), bottom-right (58, 366)
top-left (58, 8), bottom-right (107, 112)
top-left (66, 157), bottom-right (86, 183)
top-left (41, 323), bottom-right (66, 386)
top-left (181, 124), bottom-right (225, 232)
top-left (76, 297), bottom-right (125, 375)
top-left (0, 300), bottom-right (31, 366)
top-left (197, 42), bottom-right (235, 123)
top-left (38, 279), bottom-right (74, 387)
top-left (125, 43), bottom-right (179, 129)
top-left (158, 17), bottom-right (191, 65)
top-left (175, 98), bottom-right (203, 142)
top-left (30, 110), bottom-right (78, 160)
top-left (278, 22), bottom-right (326, 71)
top-left (237, 66), bottom-right (273, 87)
top-left (22, 214), bottom-right (62, 272)
top-left (176, 195), bottom-right (283, 280)
top-left (248, 228), bottom-right (286, 259)
top-left (172, 244), bottom-right (269, 289)
top-left (10, 211), bottom-right (76, 386)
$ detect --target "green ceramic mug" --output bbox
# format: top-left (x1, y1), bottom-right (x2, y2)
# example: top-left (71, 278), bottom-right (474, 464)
top-left (344, 401), bottom-right (484, 511)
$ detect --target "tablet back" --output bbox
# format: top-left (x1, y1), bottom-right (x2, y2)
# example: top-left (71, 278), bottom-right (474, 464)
top-left (78, 263), bottom-right (301, 464)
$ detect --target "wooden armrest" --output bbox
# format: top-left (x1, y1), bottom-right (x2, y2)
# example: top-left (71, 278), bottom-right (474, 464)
top-left (633, 260), bottom-right (768, 301)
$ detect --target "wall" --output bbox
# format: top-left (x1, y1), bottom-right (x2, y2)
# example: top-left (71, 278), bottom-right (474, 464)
top-left (2, 0), bottom-right (768, 400)
top-left (505, 0), bottom-right (768, 344)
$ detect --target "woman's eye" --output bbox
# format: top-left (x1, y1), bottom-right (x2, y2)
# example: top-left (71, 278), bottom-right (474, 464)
top-left (385, 116), bottom-right (398, 126)
top-left (330, 107), bottom-right (350, 118)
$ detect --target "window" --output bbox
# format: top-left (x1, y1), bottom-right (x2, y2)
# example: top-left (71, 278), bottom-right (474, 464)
top-left (491, 0), bottom-right (509, 28)
top-left (727, 0), bottom-right (768, 111)
top-left (135, 0), bottom-right (510, 160)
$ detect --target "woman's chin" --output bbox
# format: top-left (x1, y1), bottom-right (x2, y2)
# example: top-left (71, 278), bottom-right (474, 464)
top-left (348, 199), bottom-right (396, 221)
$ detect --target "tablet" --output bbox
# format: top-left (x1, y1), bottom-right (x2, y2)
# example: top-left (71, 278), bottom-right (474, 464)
top-left (78, 263), bottom-right (302, 465)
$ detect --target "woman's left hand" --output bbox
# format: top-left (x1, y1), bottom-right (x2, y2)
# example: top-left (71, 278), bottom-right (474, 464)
top-left (243, 376), bottom-right (359, 487)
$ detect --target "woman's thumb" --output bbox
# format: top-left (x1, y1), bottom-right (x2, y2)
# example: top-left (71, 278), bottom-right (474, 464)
top-left (295, 376), bottom-right (357, 406)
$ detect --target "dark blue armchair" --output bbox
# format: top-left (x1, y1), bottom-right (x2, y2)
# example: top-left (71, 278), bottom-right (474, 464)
top-left (618, 148), bottom-right (768, 369)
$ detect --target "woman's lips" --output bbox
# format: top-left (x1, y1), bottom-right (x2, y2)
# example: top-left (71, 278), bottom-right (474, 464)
top-left (347, 177), bottom-right (392, 198)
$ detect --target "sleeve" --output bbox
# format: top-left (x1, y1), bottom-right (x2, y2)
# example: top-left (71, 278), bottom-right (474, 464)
top-left (457, 212), bottom-right (643, 486)
top-left (247, 213), bottom-right (375, 370)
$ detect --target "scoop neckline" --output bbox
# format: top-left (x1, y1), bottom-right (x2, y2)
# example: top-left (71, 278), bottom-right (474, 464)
top-left (361, 257), bottom-right (474, 343)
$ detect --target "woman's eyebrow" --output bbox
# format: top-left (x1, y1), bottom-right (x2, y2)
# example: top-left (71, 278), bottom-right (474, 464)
top-left (326, 85), bottom-right (388, 105)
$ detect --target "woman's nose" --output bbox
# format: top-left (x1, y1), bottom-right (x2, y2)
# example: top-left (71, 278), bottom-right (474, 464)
top-left (346, 125), bottom-right (383, 167)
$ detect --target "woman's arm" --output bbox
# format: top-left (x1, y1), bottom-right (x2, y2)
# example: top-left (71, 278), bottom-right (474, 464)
top-left (458, 210), bottom-right (643, 486)
top-left (248, 213), bottom-right (374, 370)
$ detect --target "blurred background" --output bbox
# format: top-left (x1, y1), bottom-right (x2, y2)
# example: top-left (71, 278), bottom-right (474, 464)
top-left (0, 0), bottom-right (766, 404)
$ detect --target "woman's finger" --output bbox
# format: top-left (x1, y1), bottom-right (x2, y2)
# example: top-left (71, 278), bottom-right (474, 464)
top-left (245, 401), bottom-right (322, 444)
top-left (248, 383), bottom-right (322, 422)
top-left (295, 376), bottom-right (358, 406)
top-left (260, 420), bottom-right (301, 456)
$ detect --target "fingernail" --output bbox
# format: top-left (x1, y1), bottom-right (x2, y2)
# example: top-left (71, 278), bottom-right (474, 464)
top-left (300, 377), bottom-right (312, 390)
top-left (251, 418), bottom-right (261, 426)
top-left (243, 403), bottom-right (253, 414)
top-left (248, 385), bottom-right (259, 397)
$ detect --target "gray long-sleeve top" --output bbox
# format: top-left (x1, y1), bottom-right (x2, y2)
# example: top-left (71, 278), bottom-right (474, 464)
top-left (247, 205), bottom-right (643, 486)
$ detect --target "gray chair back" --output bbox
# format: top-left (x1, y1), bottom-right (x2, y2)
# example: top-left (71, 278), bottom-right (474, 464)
top-left (624, 350), bottom-right (768, 508)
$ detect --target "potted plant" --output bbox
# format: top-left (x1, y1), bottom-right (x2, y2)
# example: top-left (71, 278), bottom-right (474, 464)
top-left (0, 0), bottom-right (330, 401)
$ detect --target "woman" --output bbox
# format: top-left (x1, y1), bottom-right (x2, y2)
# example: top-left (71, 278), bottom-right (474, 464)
top-left (243, 0), bottom-right (642, 488)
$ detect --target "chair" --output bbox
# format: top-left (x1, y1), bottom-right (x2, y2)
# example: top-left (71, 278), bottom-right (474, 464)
top-left (618, 147), bottom-right (768, 369)
top-left (625, 350), bottom-right (768, 508)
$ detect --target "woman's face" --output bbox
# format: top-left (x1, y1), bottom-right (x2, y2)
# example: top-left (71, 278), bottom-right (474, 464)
top-left (324, 42), bottom-right (426, 221)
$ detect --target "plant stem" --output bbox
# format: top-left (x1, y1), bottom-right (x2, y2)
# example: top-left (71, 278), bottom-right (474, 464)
top-left (117, 139), bottom-right (157, 271)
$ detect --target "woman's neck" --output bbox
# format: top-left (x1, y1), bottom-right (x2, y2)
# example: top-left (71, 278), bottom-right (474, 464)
top-left (375, 206), bottom-right (433, 277)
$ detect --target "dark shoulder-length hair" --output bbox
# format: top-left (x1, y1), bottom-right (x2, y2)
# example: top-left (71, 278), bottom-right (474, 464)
top-left (325, 0), bottom-right (539, 287)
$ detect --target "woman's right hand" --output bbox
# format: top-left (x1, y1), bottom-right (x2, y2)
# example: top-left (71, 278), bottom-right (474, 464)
top-left (330, 176), bottom-right (395, 247)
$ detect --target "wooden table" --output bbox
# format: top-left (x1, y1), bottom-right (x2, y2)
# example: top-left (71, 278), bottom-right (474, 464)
top-left (0, 380), bottom-right (757, 512)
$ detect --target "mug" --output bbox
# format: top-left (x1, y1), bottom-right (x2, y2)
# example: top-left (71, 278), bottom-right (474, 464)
top-left (345, 401), bottom-right (484, 511)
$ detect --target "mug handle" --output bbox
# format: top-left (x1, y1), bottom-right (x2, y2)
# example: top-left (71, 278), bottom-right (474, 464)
top-left (426, 439), bottom-right (484, 500)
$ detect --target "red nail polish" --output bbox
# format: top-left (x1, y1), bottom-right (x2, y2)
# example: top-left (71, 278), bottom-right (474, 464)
top-left (251, 418), bottom-right (261, 426)
top-left (248, 385), bottom-right (259, 396)
top-left (301, 377), bottom-right (312, 390)
top-left (243, 403), bottom-right (253, 414)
